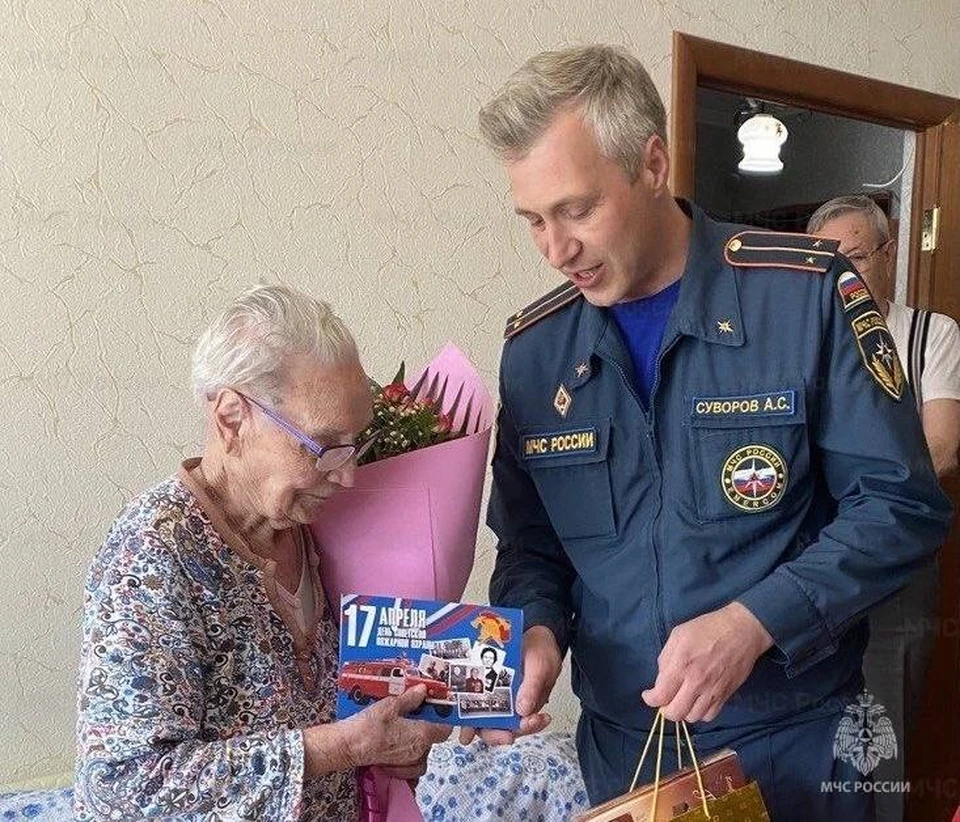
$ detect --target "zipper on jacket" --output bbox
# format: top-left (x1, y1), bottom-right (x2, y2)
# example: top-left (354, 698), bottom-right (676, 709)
top-left (601, 351), bottom-right (668, 649)
top-left (646, 332), bottom-right (683, 646)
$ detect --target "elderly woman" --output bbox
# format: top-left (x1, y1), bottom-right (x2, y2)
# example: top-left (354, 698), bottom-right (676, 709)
top-left (75, 284), bottom-right (449, 820)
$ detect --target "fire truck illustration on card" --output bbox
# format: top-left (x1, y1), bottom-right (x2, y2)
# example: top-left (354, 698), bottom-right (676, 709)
top-left (338, 658), bottom-right (455, 717)
top-left (336, 595), bottom-right (523, 728)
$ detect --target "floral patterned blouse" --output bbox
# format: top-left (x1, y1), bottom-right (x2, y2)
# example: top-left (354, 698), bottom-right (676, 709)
top-left (75, 460), bottom-right (359, 820)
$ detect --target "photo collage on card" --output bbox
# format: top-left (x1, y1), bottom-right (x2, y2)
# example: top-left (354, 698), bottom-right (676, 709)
top-left (428, 640), bottom-right (515, 719)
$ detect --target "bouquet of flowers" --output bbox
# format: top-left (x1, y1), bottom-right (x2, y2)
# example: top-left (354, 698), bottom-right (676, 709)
top-left (311, 344), bottom-right (494, 822)
top-left (311, 341), bottom-right (494, 628)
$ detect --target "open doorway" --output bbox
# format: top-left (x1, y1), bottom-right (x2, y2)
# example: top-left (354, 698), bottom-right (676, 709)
top-left (671, 32), bottom-right (960, 822)
top-left (694, 86), bottom-right (914, 304)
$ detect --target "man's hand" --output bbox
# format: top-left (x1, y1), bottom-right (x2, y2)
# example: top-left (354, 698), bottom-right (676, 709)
top-left (641, 602), bottom-right (774, 723)
top-left (459, 625), bottom-right (562, 745)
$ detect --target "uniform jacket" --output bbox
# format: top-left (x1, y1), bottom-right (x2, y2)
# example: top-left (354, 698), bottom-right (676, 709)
top-left (488, 201), bottom-right (952, 734)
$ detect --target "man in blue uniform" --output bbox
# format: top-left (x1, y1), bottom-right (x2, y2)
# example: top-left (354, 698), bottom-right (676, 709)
top-left (468, 45), bottom-right (952, 820)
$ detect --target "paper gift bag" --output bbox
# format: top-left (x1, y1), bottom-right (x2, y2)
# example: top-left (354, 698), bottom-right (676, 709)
top-left (672, 782), bottom-right (769, 821)
top-left (577, 711), bottom-right (770, 822)
top-left (576, 749), bottom-right (746, 821)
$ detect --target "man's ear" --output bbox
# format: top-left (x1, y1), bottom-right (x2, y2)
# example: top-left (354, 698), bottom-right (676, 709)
top-left (884, 237), bottom-right (898, 263)
top-left (882, 237), bottom-right (898, 284)
top-left (209, 389), bottom-right (247, 455)
top-left (640, 134), bottom-right (671, 194)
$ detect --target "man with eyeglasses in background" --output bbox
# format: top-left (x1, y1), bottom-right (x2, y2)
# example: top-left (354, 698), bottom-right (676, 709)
top-left (810, 195), bottom-right (960, 822)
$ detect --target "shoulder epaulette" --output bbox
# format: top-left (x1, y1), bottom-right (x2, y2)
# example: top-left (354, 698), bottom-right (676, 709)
top-left (724, 231), bottom-right (840, 273)
top-left (504, 282), bottom-right (581, 339)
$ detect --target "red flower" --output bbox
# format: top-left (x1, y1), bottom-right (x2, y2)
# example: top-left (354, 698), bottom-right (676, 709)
top-left (356, 363), bottom-right (464, 465)
top-left (382, 382), bottom-right (409, 403)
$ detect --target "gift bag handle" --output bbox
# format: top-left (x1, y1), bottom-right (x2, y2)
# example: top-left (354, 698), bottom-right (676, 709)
top-left (627, 710), bottom-right (711, 819)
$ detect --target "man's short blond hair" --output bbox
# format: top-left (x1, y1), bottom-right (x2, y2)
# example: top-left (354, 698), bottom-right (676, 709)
top-left (478, 44), bottom-right (667, 180)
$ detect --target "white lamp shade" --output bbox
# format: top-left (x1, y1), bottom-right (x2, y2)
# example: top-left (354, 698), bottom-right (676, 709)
top-left (737, 113), bottom-right (788, 173)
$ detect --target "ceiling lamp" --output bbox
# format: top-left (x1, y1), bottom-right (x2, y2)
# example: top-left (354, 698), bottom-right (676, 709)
top-left (737, 113), bottom-right (788, 174)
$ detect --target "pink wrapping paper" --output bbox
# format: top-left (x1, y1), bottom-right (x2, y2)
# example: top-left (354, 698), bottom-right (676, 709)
top-left (359, 768), bottom-right (422, 822)
top-left (311, 343), bottom-right (493, 607)
top-left (310, 343), bottom-right (494, 822)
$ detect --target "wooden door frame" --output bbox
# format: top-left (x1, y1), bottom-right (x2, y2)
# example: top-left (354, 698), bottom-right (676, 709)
top-left (670, 32), bottom-right (959, 307)
top-left (670, 32), bottom-right (960, 822)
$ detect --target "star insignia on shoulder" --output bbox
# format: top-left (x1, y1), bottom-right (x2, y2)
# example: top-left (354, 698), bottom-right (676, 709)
top-left (717, 319), bottom-right (734, 334)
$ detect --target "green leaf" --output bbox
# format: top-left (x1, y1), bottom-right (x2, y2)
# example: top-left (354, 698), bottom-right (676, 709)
top-left (391, 362), bottom-right (405, 385)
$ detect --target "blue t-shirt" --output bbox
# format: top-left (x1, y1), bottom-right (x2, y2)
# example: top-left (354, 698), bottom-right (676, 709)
top-left (610, 279), bottom-right (682, 409)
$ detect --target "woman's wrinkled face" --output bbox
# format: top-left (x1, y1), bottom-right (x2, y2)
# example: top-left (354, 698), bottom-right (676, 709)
top-left (241, 355), bottom-right (372, 528)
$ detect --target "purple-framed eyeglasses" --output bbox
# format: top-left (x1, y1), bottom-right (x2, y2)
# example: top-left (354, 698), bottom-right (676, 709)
top-left (238, 391), bottom-right (379, 472)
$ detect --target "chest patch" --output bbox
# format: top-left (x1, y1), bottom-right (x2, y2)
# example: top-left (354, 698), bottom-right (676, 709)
top-left (721, 444), bottom-right (788, 512)
top-left (692, 390), bottom-right (795, 419)
top-left (521, 427), bottom-right (597, 459)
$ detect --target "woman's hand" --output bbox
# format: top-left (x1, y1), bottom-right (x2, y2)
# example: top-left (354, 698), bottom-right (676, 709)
top-left (302, 685), bottom-right (450, 780)
top-left (348, 684), bottom-right (452, 769)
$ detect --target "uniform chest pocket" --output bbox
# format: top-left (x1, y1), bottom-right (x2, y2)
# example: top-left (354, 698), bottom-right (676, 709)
top-left (689, 390), bottom-right (809, 522)
top-left (520, 419), bottom-right (616, 540)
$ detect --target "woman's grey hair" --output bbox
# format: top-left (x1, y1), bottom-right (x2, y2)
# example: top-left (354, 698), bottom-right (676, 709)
top-left (478, 44), bottom-right (667, 181)
top-left (806, 195), bottom-right (891, 244)
top-left (191, 284), bottom-right (359, 406)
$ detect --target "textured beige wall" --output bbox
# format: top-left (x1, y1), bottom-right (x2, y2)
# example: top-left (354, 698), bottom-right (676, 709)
top-left (2, 0), bottom-right (958, 788)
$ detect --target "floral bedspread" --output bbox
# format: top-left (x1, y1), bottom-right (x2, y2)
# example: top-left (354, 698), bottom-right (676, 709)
top-left (418, 732), bottom-right (589, 821)
top-left (0, 732), bottom-right (589, 821)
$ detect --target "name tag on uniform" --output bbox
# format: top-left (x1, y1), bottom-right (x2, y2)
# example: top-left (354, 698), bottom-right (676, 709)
top-left (521, 427), bottom-right (598, 459)
top-left (691, 390), bottom-right (795, 419)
